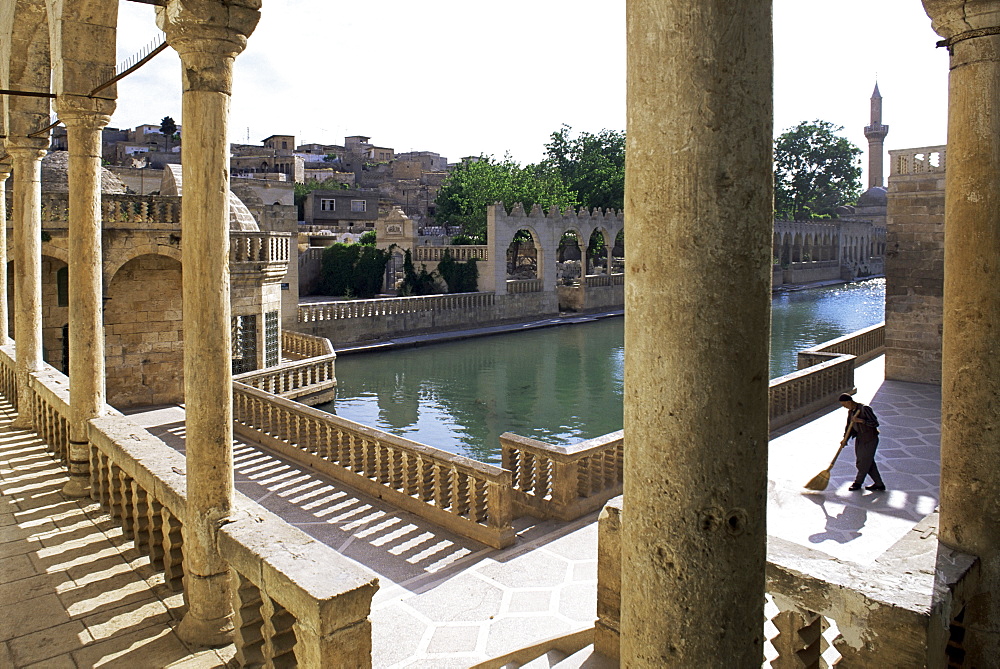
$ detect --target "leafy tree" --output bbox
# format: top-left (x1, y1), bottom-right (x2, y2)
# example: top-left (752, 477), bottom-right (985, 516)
top-left (543, 125), bottom-right (625, 211)
top-left (398, 249), bottom-right (439, 296)
top-left (774, 120), bottom-right (862, 220)
top-left (159, 116), bottom-right (177, 152)
top-left (358, 230), bottom-right (377, 246)
top-left (294, 178), bottom-right (349, 220)
top-left (433, 155), bottom-right (577, 241)
top-left (437, 250), bottom-right (478, 293)
top-left (319, 242), bottom-right (389, 298)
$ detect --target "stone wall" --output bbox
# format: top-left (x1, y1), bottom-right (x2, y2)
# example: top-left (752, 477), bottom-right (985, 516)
top-left (885, 147), bottom-right (945, 385)
top-left (105, 254), bottom-right (184, 407)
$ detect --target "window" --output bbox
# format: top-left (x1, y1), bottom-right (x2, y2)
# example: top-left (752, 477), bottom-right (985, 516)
top-left (56, 267), bottom-right (69, 307)
top-left (321, 199), bottom-right (336, 211)
top-left (351, 199), bottom-right (367, 213)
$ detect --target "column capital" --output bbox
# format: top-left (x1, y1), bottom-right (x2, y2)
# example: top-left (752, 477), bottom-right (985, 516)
top-left (4, 142), bottom-right (48, 161)
top-left (0, 159), bottom-right (11, 180)
top-left (55, 95), bottom-right (115, 130)
top-left (157, 0), bottom-right (260, 93)
top-left (923, 0), bottom-right (1000, 39)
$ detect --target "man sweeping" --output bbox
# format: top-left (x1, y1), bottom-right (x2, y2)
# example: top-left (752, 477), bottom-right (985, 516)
top-left (839, 393), bottom-right (886, 491)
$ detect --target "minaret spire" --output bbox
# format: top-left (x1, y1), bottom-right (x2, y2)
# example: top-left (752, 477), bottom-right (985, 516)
top-left (864, 82), bottom-right (889, 188)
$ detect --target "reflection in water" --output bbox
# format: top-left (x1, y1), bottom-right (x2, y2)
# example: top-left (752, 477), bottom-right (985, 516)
top-left (320, 278), bottom-right (885, 463)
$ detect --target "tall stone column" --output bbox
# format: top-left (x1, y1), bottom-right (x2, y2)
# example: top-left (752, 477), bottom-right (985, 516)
top-left (7, 142), bottom-right (48, 429)
top-left (0, 158), bottom-right (10, 344)
top-left (157, 0), bottom-right (260, 646)
top-left (923, 0), bottom-right (1000, 661)
top-left (58, 105), bottom-right (112, 497)
top-left (621, 1), bottom-right (772, 666)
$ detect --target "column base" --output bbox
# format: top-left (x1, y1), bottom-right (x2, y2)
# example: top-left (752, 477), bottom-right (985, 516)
top-left (9, 414), bottom-right (33, 430)
top-left (62, 473), bottom-right (91, 498)
top-left (176, 610), bottom-right (234, 648)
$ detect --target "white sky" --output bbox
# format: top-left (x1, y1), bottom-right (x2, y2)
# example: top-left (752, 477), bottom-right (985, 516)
top-left (112, 0), bottom-right (949, 185)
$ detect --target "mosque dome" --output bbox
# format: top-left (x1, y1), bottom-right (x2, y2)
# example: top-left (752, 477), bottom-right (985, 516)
top-left (160, 164), bottom-right (260, 231)
top-left (857, 186), bottom-right (888, 208)
top-left (41, 151), bottom-right (128, 195)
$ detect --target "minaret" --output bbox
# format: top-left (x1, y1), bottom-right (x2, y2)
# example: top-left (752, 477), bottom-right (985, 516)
top-left (864, 83), bottom-right (889, 188)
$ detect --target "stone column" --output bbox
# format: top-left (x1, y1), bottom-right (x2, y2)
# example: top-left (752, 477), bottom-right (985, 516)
top-left (0, 158), bottom-right (10, 344)
top-left (59, 105), bottom-right (112, 497)
top-left (621, 1), bottom-right (772, 666)
top-left (923, 0), bottom-right (1000, 661)
top-left (6, 142), bottom-right (48, 429)
top-left (157, 0), bottom-right (260, 646)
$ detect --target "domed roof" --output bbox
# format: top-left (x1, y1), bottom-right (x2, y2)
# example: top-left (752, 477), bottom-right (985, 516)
top-left (41, 151), bottom-right (128, 194)
top-left (160, 164), bottom-right (259, 231)
top-left (857, 186), bottom-right (888, 207)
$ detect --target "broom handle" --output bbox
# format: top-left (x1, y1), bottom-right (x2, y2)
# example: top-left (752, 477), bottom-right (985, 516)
top-left (826, 408), bottom-right (860, 470)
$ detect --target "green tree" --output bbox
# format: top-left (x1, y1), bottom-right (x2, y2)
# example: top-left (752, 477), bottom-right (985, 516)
top-left (398, 249), bottom-right (438, 296)
top-left (159, 116), bottom-right (177, 152)
top-left (433, 155), bottom-right (578, 242)
top-left (437, 250), bottom-right (479, 293)
top-left (774, 120), bottom-right (862, 220)
top-left (319, 242), bottom-right (389, 298)
top-left (358, 230), bottom-right (377, 246)
top-left (543, 125), bottom-right (625, 211)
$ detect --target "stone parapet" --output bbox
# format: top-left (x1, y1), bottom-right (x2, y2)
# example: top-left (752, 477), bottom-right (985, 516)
top-left (596, 496), bottom-right (977, 666)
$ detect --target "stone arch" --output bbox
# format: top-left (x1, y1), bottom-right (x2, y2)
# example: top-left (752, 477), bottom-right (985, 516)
top-left (103, 243), bottom-right (182, 286)
top-left (507, 228), bottom-right (540, 280)
top-left (1, 0), bottom-right (52, 137)
top-left (587, 226), bottom-right (612, 275)
top-left (104, 253), bottom-right (184, 408)
top-left (557, 228), bottom-right (583, 286)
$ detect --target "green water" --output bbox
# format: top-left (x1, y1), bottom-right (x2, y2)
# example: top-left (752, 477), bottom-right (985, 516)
top-left (320, 278), bottom-right (885, 463)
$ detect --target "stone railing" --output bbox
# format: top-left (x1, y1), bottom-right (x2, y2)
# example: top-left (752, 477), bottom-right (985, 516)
top-left (234, 355), bottom-right (337, 404)
top-left (506, 278), bottom-right (543, 294)
top-left (298, 291), bottom-right (496, 323)
top-left (414, 245), bottom-right (489, 262)
top-left (585, 273), bottom-right (625, 288)
top-left (232, 382), bottom-right (515, 548)
top-left (500, 431), bottom-right (623, 522)
top-left (769, 323), bottom-right (886, 431)
top-left (798, 322), bottom-right (884, 369)
top-left (594, 498), bottom-right (975, 666)
top-left (34, 193), bottom-right (183, 227)
top-left (230, 231), bottom-right (291, 277)
top-left (0, 344), bottom-right (379, 667)
top-left (282, 329), bottom-right (335, 359)
top-left (890, 145), bottom-right (947, 176)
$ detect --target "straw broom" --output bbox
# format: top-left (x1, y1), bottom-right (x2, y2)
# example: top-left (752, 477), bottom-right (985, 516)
top-left (805, 408), bottom-right (858, 491)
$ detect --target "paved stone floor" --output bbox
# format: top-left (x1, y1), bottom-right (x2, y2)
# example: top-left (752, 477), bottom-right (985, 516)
top-left (1, 355), bottom-right (942, 668)
top-left (0, 397), bottom-right (234, 668)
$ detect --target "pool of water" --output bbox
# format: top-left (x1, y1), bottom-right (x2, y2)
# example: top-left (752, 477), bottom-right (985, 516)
top-left (319, 278), bottom-right (885, 463)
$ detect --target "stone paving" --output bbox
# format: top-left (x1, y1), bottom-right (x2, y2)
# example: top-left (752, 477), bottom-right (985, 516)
top-left (0, 397), bottom-right (234, 668)
top-left (0, 355), bottom-right (943, 667)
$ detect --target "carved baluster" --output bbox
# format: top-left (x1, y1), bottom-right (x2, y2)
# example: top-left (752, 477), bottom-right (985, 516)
top-left (161, 509), bottom-right (184, 591)
top-left (232, 573), bottom-right (266, 667)
top-left (118, 469), bottom-right (135, 538)
top-left (131, 481), bottom-right (150, 549)
top-left (147, 497), bottom-right (165, 569)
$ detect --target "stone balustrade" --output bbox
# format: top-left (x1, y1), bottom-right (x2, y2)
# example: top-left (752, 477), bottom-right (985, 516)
top-left (768, 355), bottom-right (856, 431)
top-left (500, 431), bottom-right (624, 522)
top-left (890, 145), bottom-right (947, 176)
top-left (0, 344), bottom-right (379, 667)
top-left (230, 231), bottom-right (291, 277)
top-left (797, 322), bottom-right (885, 369)
top-left (234, 355), bottom-right (337, 405)
top-left (232, 382), bottom-right (516, 548)
top-left (506, 279), bottom-right (543, 294)
top-left (25, 192), bottom-right (183, 228)
top-left (595, 498), bottom-right (976, 666)
top-left (585, 273), bottom-right (625, 288)
top-left (298, 291), bottom-right (496, 323)
top-left (413, 245), bottom-right (489, 262)
top-left (281, 329), bottom-right (335, 359)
